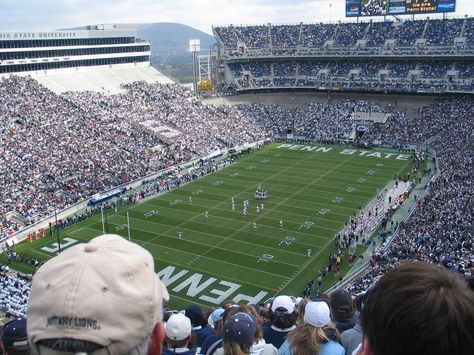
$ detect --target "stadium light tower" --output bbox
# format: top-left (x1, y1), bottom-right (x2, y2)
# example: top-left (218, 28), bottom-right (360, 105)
top-left (189, 39), bottom-right (201, 96)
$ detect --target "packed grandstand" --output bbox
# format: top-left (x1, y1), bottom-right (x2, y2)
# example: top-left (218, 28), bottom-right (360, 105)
top-left (0, 15), bottom-right (473, 355)
top-left (213, 17), bottom-right (474, 93)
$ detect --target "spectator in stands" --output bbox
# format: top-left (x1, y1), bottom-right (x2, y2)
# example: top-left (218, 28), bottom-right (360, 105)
top-left (185, 304), bottom-right (216, 348)
top-left (340, 293), bottom-right (366, 355)
top-left (329, 290), bottom-right (357, 333)
top-left (26, 234), bottom-right (169, 355)
top-left (278, 301), bottom-right (344, 355)
top-left (216, 312), bottom-right (276, 355)
top-left (0, 317), bottom-right (29, 355)
top-left (164, 313), bottom-right (197, 355)
top-left (263, 296), bottom-right (297, 349)
top-left (356, 262), bottom-right (474, 355)
top-left (200, 306), bottom-right (240, 355)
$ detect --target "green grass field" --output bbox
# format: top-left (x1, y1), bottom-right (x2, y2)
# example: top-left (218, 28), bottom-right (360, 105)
top-left (2, 143), bottom-right (412, 310)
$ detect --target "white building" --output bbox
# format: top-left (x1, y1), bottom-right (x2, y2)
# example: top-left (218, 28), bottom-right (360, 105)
top-left (0, 24), bottom-right (173, 93)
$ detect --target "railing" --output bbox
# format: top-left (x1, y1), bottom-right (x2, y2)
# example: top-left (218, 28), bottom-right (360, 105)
top-left (220, 45), bottom-right (474, 60)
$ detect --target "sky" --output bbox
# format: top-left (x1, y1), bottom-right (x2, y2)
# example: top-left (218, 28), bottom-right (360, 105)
top-left (0, 0), bottom-right (472, 35)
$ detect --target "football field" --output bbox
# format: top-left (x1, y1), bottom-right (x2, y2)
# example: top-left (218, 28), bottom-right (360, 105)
top-left (5, 143), bottom-right (412, 309)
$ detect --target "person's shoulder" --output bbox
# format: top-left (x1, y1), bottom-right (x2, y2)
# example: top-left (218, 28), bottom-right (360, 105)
top-left (261, 343), bottom-right (278, 355)
top-left (277, 339), bottom-right (291, 355)
top-left (320, 340), bottom-right (345, 355)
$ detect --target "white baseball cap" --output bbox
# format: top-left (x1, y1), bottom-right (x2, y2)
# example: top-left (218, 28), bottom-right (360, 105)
top-left (166, 314), bottom-right (192, 341)
top-left (304, 301), bottom-right (331, 328)
top-left (271, 295), bottom-right (295, 313)
top-left (27, 234), bottom-right (169, 354)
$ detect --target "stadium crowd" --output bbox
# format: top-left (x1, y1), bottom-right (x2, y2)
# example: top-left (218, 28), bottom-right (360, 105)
top-left (347, 97), bottom-right (474, 295)
top-left (0, 75), bottom-right (473, 354)
top-left (1, 239), bottom-right (473, 355)
top-left (0, 77), bottom-right (268, 229)
top-left (215, 18), bottom-right (474, 94)
top-left (226, 59), bottom-right (474, 94)
top-left (214, 18), bottom-right (471, 53)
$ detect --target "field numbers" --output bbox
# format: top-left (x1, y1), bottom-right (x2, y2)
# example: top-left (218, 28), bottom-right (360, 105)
top-left (212, 180), bottom-right (224, 186)
top-left (229, 172), bottom-right (240, 177)
top-left (356, 177), bottom-right (366, 183)
top-left (318, 208), bottom-right (330, 215)
top-left (169, 199), bottom-right (182, 206)
top-left (299, 221), bottom-right (314, 230)
top-left (144, 210), bottom-right (159, 218)
top-left (257, 254), bottom-right (274, 263)
top-left (376, 162), bottom-right (384, 167)
top-left (246, 165), bottom-right (256, 170)
top-left (41, 237), bottom-right (78, 254)
top-left (367, 170), bottom-right (376, 175)
top-left (115, 224), bottom-right (127, 231)
top-left (273, 154), bottom-right (282, 157)
top-left (332, 196), bottom-right (344, 203)
top-left (260, 159), bottom-right (270, 163)
top-left (278, 236), bottom-right (296, 246)
top-left (346, 186), bottom-right (356, 193)
top-left (192, 189), bottom-right (203, 195)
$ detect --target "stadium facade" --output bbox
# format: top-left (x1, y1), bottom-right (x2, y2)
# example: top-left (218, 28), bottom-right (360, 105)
top-left (212, 17), bottom-right (474, 95)
top-left (0, 25), bottom-right (150, 76)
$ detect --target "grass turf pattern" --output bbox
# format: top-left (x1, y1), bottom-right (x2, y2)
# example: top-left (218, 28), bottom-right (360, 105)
top-left (3, 143), bottom-right (412, 309)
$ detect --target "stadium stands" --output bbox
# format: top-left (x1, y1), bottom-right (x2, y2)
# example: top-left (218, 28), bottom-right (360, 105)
top-left (213, 18), bottom-right (474, 94)
top-left (0, 78), bottom-right (472, 347)
top-left (0, 76), bottom-right (268, 228)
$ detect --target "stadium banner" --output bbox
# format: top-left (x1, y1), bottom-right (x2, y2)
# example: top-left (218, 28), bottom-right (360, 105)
top-left (345, 0), bottom-right (456, 17)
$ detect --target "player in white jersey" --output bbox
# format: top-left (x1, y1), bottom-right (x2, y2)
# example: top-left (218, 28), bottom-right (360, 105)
top-left (307, 248), bottom-right (312, 257)
top-left (205, 211), bottom-right (208, 220)
top-left (253, 222), bottom-right (257, 230)
top-left (279, 220), bottom-right (283, 228)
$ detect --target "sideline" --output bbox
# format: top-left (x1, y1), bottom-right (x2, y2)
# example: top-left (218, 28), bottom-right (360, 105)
top-left (326, 147), bottom-right (438, 293)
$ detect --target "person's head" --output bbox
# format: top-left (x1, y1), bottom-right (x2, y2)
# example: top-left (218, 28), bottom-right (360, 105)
top-left (329, 289), bottom-right (355, 320)
top-left (164, 313), bottom-right (193, 349)
top-left (359, 262), bottom-right (474, 355)
top-left (27, 234), bottom-right (169, 355)
top-left (1, 318), bottom-right (29, 355)
top-left (222, 313), bottom-right (256, 355)
top-left (185, 304), bottom-right (205, 328)
top-left (287, 301), bottom-right (339, 354)
top-left (235, 305), bottom-right (263, 342)
top-left (269, 295), bottom-right (297, 329)
top-left (207, 308), bottom-right (225, 334)
top-left (296, 297), bottom-right (309, 324)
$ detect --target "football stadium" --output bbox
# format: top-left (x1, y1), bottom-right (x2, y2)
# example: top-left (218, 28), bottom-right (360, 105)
top-left (0, 2), bottom-right (473, 354)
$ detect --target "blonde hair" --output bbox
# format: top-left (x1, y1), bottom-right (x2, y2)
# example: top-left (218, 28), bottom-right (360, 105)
top-left (223, 341), bottom-right (251, 355)
top-left (296, 298), bottom-right (309, 324)
top-left (286, 322), bottom-right (340, 355)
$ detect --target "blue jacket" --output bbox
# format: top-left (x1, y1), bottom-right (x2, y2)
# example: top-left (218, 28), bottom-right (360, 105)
top-left (278, 339), bottom-right (344, 355)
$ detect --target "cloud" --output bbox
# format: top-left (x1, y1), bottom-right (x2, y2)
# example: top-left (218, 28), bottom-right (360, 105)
top-left (0, 0), bottom-right (472, 34)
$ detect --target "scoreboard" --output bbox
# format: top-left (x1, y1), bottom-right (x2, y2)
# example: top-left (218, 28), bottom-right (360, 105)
top-left (345, 0), bottom-right (456, 17)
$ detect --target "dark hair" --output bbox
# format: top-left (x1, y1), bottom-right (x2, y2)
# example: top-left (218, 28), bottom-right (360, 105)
top-left (270, 307), bottom-right (297, 329)
top-left (361, 262), bottom-right (474, 355)
top-left (164, 334), bottom-right (196, 350)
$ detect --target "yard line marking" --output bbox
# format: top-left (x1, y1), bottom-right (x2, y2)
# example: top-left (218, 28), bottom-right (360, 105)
top-left (80, 225), bottom-right (302, 270)
top-left (109, 214), bottom-right (321, 255)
